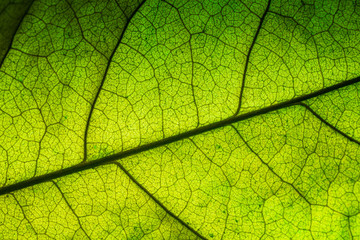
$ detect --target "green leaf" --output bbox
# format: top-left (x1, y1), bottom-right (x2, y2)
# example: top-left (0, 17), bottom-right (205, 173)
top-left (1, 0), bottom-right (360, 239)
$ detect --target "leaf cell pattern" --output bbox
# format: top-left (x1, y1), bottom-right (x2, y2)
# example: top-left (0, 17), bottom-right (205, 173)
top-left (1, 0), bottom-right (360, 239)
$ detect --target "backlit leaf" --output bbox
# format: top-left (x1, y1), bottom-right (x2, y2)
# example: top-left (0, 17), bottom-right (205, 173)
top-left (1, 0), bottom-right (360, 239)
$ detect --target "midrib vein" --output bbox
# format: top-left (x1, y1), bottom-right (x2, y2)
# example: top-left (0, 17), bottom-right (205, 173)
top-left (0, 75), bottom-right (359, 196)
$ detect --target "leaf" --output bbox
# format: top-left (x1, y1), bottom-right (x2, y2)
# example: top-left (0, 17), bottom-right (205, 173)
top-left (0, 0), bottom-right (360, 239)
top-left (0, 0), bottom-right (33, 64)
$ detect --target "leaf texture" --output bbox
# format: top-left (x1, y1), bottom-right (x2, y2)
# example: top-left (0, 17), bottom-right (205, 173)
top-left (1, 0), bottom-right (360, 239)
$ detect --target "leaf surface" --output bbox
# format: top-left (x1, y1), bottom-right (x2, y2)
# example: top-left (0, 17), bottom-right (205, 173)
top-left (1, 0), bottom-right (360, 239)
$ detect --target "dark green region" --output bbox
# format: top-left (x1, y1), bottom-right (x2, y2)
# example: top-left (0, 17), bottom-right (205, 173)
top-left (0, 0), bottom-right (34, 67)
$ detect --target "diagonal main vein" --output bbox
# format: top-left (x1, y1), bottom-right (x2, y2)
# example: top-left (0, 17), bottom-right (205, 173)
top-left (0, 75), bottom-right (359, 196)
